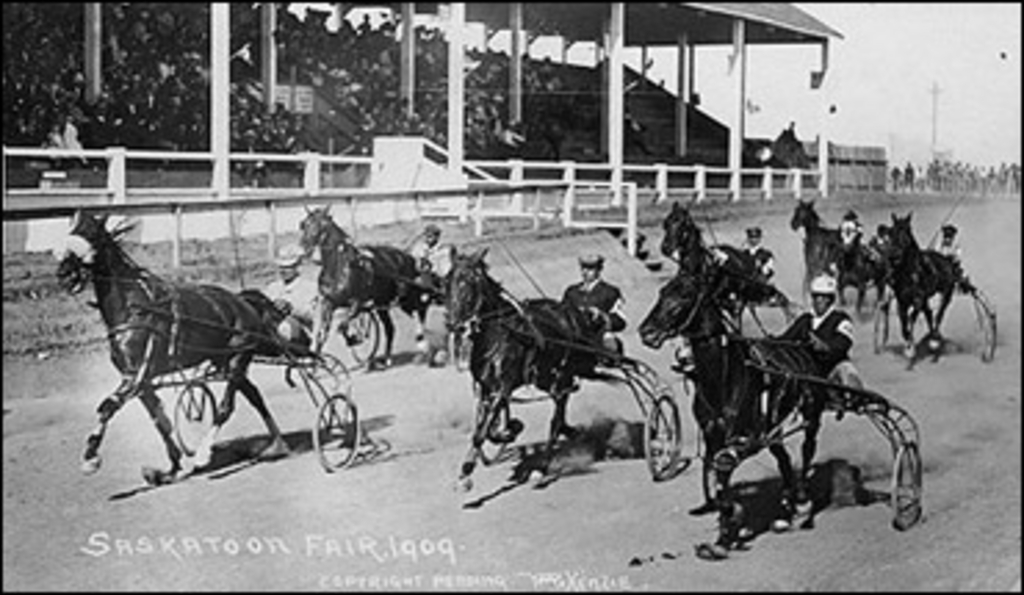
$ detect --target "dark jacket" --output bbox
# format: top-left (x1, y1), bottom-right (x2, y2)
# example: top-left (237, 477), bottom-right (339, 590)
top-left (777, 307), bottom-right (854, 375)
top-left (562, 279), bottom-right (626, 333)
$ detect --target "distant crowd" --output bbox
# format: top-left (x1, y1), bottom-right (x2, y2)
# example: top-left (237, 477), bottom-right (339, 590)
top-left (891, 159), bottom-right (1020, 195)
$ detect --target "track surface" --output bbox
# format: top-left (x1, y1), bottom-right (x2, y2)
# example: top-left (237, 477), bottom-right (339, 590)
top-left (3, 194), bottom-right (1020, 591)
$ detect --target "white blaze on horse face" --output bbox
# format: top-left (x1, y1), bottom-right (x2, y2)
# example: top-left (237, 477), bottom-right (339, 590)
top-left (58, 233), bottom-right (96, 264)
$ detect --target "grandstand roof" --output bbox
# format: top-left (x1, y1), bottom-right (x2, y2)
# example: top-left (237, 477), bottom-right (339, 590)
top-left (344, 4), bottom-right (841, 45)
top-left (460, 3), bottom-right (843, 46)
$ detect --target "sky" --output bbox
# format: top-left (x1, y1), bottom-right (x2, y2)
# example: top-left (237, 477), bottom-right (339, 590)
top-left (301, 3), bottom-right (1021, 169)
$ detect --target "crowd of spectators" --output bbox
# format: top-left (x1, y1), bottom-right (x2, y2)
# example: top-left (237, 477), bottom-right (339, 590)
top-left (891, 159), bottom-right (1020, 195)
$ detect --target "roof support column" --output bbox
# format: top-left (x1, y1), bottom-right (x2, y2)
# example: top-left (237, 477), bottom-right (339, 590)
top-left (729, 18), bottom-right (747, 201)
top-left (261, 3), bottom-right (277, 113)
top-left (84, 3), bottom-right (101, 104)
top-left (675, 32), bottom-right (689, 158)
top-left (211, 3), bottom-right (231, 198)
top-left (608, 3), bottom-right (625, 205)
top-left (446, 2), bottom-right (465, 176)
top-left (400, 3), bottom-right (415, 118)
top-left (510, 3), bottom-right (523, 124)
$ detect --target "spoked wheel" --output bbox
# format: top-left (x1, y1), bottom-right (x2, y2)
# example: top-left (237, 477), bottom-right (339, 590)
top-left (891, 442), bottom-right (923, 531)
top-left (971, 292), bottom-right (997, 363)
top-left (873, 300), bottom-right (890, 354)
top-left (342, 310), bottom-right (381, 367)
top-left (173, 381), bottom-right (217, 456)
top-left (313, 393), bottom-right (360, 472)
top-left (644, 394), bottom-right (682, 482)
top-left (309, 352), bottom-right (352, 395)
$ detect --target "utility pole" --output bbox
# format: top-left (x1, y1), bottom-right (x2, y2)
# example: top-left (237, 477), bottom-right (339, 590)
top-left (930, 81), bottom-right (942, 158)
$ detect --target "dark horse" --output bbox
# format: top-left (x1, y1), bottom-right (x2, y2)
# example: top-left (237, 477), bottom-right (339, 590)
top-left (298, 206), bottom-right (432, 370)
top-left (445, 247), bottom-right (612, 492)
top-left (660, 201), bottom-right (793, 327)
top-left (639, 263), bottom-right (828, 561)
top-left (55, 211), bottom-right (288, 486)
top-left (790, 200), bottom-right (886, 314)
top-left (885, 212), bottom-right (959, 368)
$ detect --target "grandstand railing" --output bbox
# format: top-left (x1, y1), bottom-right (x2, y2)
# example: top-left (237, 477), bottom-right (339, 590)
top-left (4, 144), bottom-right (817, 264)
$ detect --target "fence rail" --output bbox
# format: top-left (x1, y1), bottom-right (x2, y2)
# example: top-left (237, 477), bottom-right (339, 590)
top-left (4, 144), bottom-right (825, 266)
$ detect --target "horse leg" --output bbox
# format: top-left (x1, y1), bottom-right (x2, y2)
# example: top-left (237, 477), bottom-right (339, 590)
top-left (691, 420), bottom-right (723, 515)
top-left (898, 303), bottom-right (918, 369)
top-left (412, 305), bottom-right (430, 364)
top-left (456, 389), bottom-right (504, 493)
top-left (768, 443), bottom-right (798, 533)
top-left (376, 309), bottom-right (395, 369)
top-left (137, 385), bottom-right (188, 486)
top-left (795, 403), bottom-right (824, 529)
top-left (696, 458), bottom-right (741, 560)
top-left (234, 374), bottom-right (289, 460)
top-left (81, 378), bottom-right (136, 475)
top-left (932, 290), bottom-right (955, 356)
top-left (313, 302), bottom-right (334, 353)
top-left (191, 377), bottom-right (237, 470)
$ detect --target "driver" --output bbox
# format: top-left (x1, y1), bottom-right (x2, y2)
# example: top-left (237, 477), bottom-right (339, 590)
top-left (562, 254), bottom-right (627, 357)
top-left (263, 244), bottom-right (321, 350)
top-left (409, 223), bottom-right (453, 303)
top-left (776, 274), bottom-right (863, 414)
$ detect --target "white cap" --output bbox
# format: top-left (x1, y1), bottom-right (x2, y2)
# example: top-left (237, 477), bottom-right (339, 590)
top-left (275, 244), bottom-right (304, 267)
top-left (810, 274), bottom-right (837, 295)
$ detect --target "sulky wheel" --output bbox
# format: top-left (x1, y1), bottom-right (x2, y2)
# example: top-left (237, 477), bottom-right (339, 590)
top-left (313, 393), bottom-right (360, 472)
top-left (310, 352), bottom-right (352, 396)
top-left (972, 294), bottom-right (997, 363)
top-left (342, 310), bottom-right (381, 367)
top-left (173, 381), bottom-right (217, 457)
top-left (873, 300), bottom-right (890, 355)
top-left (891, 442), bottom-right (923, 531)
top-left (645, 394), bottom-right (682, 482)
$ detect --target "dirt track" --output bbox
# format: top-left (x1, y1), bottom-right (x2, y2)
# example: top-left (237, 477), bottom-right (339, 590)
top-left (3, 193), bottom-right (1020, 591)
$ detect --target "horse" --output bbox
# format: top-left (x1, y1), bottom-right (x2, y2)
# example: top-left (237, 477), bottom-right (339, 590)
top-left (789, 200), bottom-right (885, 314)
top-left (660, 201), bottom-right (793, 328)
top-left (298, 206), bottom-right (432, 370)
top-left (885, 212), bottom-right (959, 368)
top-left (444, 247), bottom-right (613, 492)
top-left (55, 211), bottom-right (289, 486)
top-left (638, 264), bottom-right (828, 560)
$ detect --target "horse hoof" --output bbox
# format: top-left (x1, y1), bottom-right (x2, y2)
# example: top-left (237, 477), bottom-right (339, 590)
top-left (737, 527), bottom-right (754, 541)
top-left (771, 518), bottom-right (793, 533)
top-left (689, 500), bottom-right (718, 516)
top-left (454, 476), bottom-right (473, 493)
top-left (694, 542), bottom-right (729, 561)
top-left (141, 466), bottom-right (177, 487)
top-left (81, 456), bottom-right (102, 475)
top-left (259, 439), bottom-right (291, 461)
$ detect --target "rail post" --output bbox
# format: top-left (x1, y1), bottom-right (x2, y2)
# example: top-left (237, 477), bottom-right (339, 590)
top-left (532, 186), bottom-right (541, 231)
top-left (473, 188), bottom-right (484, 237)
top-left (510, 159), bottom-right (524, 212)
top-left (267, 200), bottom-right (277, 261)
top-left (763, 167), bottom-right (774, 200)
top-left (303, 151), bottom-right (321, 196)
top-left (695, 164), bottom-right (706, 203)
top-left (792, 168), bottom-right (803, 200)
top-left (172, 204), bottom-right (183, 269)
top-left (626, 182), bottom-right (638, 256)
top-left (655, 163), bottom-right (668, 203)
top-left (108, 147), bottom-right (127, 204)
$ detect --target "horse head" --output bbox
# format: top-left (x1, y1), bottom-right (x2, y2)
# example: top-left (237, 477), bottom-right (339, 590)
top-left (639, 271), bottom-right (721, 350)
top-left (445, 247), bottom-right (493, 333)
top-left (661, 201), bottom-right (702, 262)
top-left (55, 210), bottom-right (125, 294)
top-left (790, 199), bottom-right (819, 232)
top-left (887, 212), bottom-right (919, 267)
top-left (298, 206), bottom-right (349, 261)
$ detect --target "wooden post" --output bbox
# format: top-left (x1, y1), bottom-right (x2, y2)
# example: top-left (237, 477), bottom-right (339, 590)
top-left (655, 163), bottom-right (668, 203)
top-left (172, 205), bottom-right (183, 269)
top-left (267, 200), bottom-right (277, 261)
top-left (695, 164), bottom-right (706, 203)
top-left (763, 167), bottom-right (773, 200)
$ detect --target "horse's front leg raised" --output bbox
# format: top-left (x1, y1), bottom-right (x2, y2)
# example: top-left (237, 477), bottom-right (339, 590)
top-left (456, 386), bottom-right (501, 493)
top-left (81, 378), bottom-right (137, 475)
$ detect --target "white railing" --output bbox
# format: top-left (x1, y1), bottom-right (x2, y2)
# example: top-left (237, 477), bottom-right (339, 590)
top-left (4, 144), bottom-right (822, 264)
